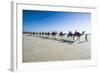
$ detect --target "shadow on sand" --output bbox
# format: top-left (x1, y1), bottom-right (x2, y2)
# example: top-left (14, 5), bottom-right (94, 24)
top-left (33, 36), bottom-right (86, 44)
top-left (39, 36), bottom-right (51, 40)
top-left (77, 41), bottom-right (87, 44)
top-left (37, 36), bottom-right (75, 44)
top-left (58, 39), bottom-right (75, 44)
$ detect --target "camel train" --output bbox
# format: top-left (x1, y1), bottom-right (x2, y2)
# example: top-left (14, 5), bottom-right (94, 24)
top-left (23, 30), bottom-right (88, 42)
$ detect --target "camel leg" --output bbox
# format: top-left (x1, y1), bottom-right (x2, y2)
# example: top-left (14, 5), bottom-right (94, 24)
top-left (71, 36), bottom-right (73, 40)
top-left (73, 36), bottom-right (75, 40)
top-left (67, 36), bottom-right (69, 39)
top-left (79, 37), bottom-right (80, 41)
top-left (67, 36), bottom-right (69, 40)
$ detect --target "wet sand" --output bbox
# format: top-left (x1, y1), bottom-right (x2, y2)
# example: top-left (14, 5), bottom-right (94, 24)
top-left (23, 34), bottom-right (91, 63)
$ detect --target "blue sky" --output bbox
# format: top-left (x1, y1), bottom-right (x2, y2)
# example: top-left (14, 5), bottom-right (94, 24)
top-left (23, 10), bottom-right (91, 33)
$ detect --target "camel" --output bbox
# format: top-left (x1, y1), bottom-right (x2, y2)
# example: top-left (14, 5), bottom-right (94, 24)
top-left (73, 31), bottom-right (85, 40)
top-left (46, 32), bottom-right (50, 39)
top-left (42, 32), bottom-right (44, 35)
top-left (67, 31), bottom-right (73, 38)
top-left (39, 32), bottom-right (42, 35)
top-left (51, 31), bottom-right (58, 39)
top-left (36, 32), bottom-right (38, 36)
top-left (32, 32), bottom-right (35, 36)
top-left (28, 32), bottom-right (31, 36)
top-left (59, 32), bottom-right (66, 39)
top-left (67, 31), bottom-right (85, 41)
top-left (44, 32), bottom-right (50, 38)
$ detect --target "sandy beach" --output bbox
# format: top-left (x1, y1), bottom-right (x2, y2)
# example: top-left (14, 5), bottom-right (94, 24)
top-left (22, 34), bottom-right (91, 63)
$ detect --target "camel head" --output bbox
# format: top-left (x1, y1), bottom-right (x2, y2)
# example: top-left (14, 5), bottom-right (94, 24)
top-left (82, 31), bottom-right (85, 35)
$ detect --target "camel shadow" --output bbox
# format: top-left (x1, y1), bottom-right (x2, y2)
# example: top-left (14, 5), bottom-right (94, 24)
top-left (59, 39), bottom-right (75, 44)
top-left (40, 37), bottom-right (75, 44)
top-left (50, 38), bottom-right (57, 40)
top-left (77, 41), bottom-right (86, 44)
top-left (39, 36), bottom-right (51, 40)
